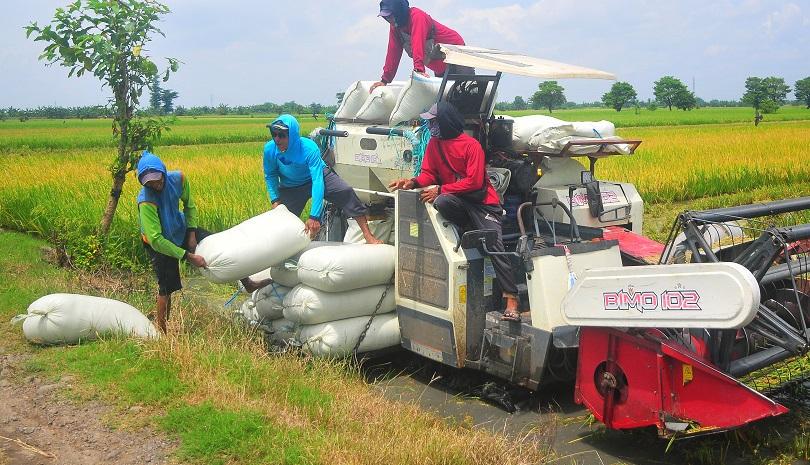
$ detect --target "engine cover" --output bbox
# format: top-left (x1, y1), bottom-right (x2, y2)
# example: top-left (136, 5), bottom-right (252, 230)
top-left (561, 262), bottom-right (760, 329)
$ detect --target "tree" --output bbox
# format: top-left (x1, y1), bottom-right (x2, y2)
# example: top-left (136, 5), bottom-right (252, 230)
top-left (530, 81), bottom-right (566, 113)
top-left (26, 0), bottom-right (178, 236)
top-left (602, 82), bottom-right (637, 112)
top-left (309, 103), bottom-right (323, 116)
top-left (742, 76), bottom-right (791, 114)
top-left (673, 88), bottom-right (697, 111)
top-left (149, 74), bottom-right (162, 113)
top-left (653, 76), bottom-right (689, 111)
top-left (512, 96), bottom-right (528, 111)
top-left (161, 89), bottom-right (178, 114)
top-left (795, 77), bottom-right (810, 109)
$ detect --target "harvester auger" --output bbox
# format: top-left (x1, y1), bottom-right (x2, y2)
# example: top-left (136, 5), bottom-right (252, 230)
top-left (576, 197), bottom-right (810, 436)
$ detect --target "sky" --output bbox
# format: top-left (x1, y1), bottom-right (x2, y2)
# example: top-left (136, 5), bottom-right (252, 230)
top-left (2, 0), bottom-right (809, 109)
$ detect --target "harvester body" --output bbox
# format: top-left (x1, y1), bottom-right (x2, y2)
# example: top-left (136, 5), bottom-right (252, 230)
top-left (318, 45), bottom-right (810, 436)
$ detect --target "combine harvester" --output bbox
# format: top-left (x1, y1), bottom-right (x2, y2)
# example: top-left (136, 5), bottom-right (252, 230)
top-left (316, 45), bottom-right (810, 437)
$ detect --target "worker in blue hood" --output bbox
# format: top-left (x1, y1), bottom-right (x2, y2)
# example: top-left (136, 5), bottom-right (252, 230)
top-left (263, 115), bottom-right (383, 243)
top-left (137, 151), bottom-right (270, 333)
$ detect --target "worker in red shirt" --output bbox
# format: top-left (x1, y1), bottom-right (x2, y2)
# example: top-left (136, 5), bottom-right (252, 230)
top-left (370, 0), bottom-right (469, 93)
top-left (388, 102), bottom-right (521, 321)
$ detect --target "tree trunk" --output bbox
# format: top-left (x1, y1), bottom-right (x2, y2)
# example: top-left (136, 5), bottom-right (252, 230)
top-left (99, 54), bottom-right (130, 236)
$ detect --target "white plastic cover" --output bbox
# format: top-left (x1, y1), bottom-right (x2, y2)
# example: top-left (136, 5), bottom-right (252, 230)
top-left (283, 284), bottom-right (395, 325)
top-left (389, 73), bottom-right (443, 125)
top-left (17, 294), bottom-right (159, 345)
top-left (343, 217), bottom-right (394, 244)
top-left (298, 313), bottom-right (400, 356)
top-left (354, 85), bottom-right (404, 122)
top-left (561, 262), bottom-right (761, 329)
top-left (297, 244), bottom-right (396, 292)
top-left (196, 205), bottom-right (310, 283)
top-left (440, 45), bottom-right (616, 80)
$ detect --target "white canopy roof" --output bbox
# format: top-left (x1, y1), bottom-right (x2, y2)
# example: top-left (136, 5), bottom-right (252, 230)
top-left (439, 45), bottom-right (616, 80)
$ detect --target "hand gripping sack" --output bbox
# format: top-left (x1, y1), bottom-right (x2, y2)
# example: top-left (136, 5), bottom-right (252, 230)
top-left (354, 84), bottom-right (404, 122)
top-left (389, 73), bottom-right (443, 125)
top-left (297, 244), bottom-right (395, 293)
top-left (282, 284), bottom-right (395, 325)
top-left (196, 205), bottom-right (310, 283)
top-left (252, 283), bottom-right (291, 321)
top-left (334, 81), bottom-right (377, 120)
top-left (15, 294), bottom-right (159, 345)
top-left (297, 313), bottom-right (400, 357)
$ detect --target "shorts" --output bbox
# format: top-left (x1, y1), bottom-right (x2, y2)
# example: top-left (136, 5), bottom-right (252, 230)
top-left (144, 228), bottom-right (211, 296)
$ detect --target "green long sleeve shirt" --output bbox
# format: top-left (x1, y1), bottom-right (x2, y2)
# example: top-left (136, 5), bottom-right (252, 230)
top-left (138, 175), bottom-right (198, 260)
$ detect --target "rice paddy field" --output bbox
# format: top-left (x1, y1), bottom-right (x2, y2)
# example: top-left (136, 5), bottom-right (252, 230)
top-left (1, 107), bottom-right (809, 270)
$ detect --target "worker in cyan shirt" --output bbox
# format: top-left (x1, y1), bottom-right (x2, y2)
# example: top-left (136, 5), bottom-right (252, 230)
top-left (137, 152), bottom-right (269, 333)
top-left (370, 0), bottom-right (469, 93)
top-left (388, 102), bottom-right (520, 321)
top-left (263, 114), bottom-right (382, 244)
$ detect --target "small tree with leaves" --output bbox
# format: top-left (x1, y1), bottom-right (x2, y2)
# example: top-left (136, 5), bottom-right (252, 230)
top-left (149, 74), bottom-right (162, 114)
top-left (742, 76), bottom-right (791, 115)
top-left (512, 96), bottom-right (528, 111)
top-left (674, 88), bottom-right (697, 111)
top-left (530, 81), bottom-right (566, 113)
top-left (653, 76), bottom-right (689, 111)
top-left (26, 0), bottom-right (178, 236)
top-left (602, 82), bottom-right (637, 112)
top-left (161, 89), bottom-right (178, 114)
top-left (795, 77), bottom-right (810, 109)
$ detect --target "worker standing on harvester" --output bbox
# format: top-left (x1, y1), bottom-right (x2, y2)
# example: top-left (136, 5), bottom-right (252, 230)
top-left (137, 152), bottom-right (271, 333)
top-left (263, 114), bottom-right (383, 244)
top-left (370, 0), bottom-right (469, 93)
top-left (388, 102), bottom-right (521, 321)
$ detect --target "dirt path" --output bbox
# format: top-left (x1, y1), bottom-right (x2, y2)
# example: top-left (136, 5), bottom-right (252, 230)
top-left (0, 349), bottom-right (174, 465)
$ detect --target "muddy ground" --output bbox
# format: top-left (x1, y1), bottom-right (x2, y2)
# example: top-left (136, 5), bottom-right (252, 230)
top-left (0, 349), bottom-right (173, 465)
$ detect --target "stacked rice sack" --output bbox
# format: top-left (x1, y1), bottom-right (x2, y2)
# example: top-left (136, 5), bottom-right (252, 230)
top-left (506, 115), bottom-right (631, 154)
top-left (286, 243), bottom-right (398, 357)
top-left (237, 243), bottom-right (400, 357)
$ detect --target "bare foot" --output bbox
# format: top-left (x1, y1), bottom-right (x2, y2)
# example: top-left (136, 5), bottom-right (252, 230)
top-left (242, 278), bottom-right (273, 293)
top-left (365, 236), bottom-right (384, 245)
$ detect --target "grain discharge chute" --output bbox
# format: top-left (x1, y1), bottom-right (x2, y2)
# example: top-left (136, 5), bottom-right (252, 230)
top-left (312, 45), bottom-right (810, 436)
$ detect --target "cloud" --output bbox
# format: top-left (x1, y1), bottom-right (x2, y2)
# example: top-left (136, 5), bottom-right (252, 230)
top-left (341, 15), bottom-right (383, 45)
top-left (763, 2), bottom-right (803, 35)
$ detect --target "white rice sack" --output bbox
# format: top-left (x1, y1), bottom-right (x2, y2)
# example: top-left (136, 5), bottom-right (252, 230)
top-left (571, 120), bottom-right (616, 138)
top-left (253, 284), bottom-right (291, 321)
top-left (354, 84), bottom-right (404, 122)
top-left (334, 81), bottom-right (375, 120)
top-left (343, 217), bottom-right (394, 244)
top-left (283, 284), bottom-right (395, 325)
top-left (389, 73), bottom-right (443, 125)
top-left (532, 135), bottom-right (632, 155)
top-left (511, 115), bottom-right (571, 150)
top-left (298, 313), bottom-right (400, 357)
top-left (297, 244), bottom-right (396, 292)
top-left (16, 294), bottom-right (158, 345)
top-left (196, 205), bottom-right (310, 284)
top-left (249, 266), bottom-right (274, 282)
top-left (268, 241), bottom-right (343, 288)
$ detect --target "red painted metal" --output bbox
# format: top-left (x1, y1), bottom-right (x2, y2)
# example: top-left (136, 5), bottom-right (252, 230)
top-left (575, 327), bottom-right (789, 435)
top-left (602, 226), bottom-right (665, 265)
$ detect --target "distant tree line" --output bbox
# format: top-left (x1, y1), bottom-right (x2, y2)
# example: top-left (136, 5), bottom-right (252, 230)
top-left (0, 101), bottom-right (339, 121)
top-left (495, 75), bottom-right (810, 115)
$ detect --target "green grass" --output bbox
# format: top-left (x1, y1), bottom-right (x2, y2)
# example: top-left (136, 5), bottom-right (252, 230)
top-left (160, 403), bottom-right (318, 465)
